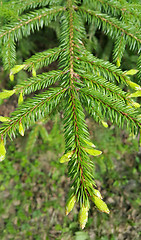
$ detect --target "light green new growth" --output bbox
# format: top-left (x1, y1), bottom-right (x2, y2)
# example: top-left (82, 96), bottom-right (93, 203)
top-left (0, 0), bottom-right (141, 229)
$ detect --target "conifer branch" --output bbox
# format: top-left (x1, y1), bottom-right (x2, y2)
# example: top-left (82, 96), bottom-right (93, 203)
top-left (0, 0), bottom-right (140, 229)
top-left (23, 47), bottom-right (62, 71)
top-left (14, 70), bottom-right (64, 95)
top-left (84, 0), bottom-right (121, 15)
top-left (85, 0), bottom-right (141, 22)
top-left (60, 1), bottom-right (96, 206)
top-left (0, 87), bottom-right (66, 138)
top-left (77, 51), bottom-right (129, 83)
top-left (79, 7), bottom-right (141, 51)
top-left (80, 73), bottom-right (128, 101)
top-left (7, 0), bottom-right (60, 14)
top-left (63, 89), bottom-right (95, 205)
top-left (2, 37), bottom-right (16, 69)
top-left (80, 88), bottom-right (141, 130)
top-left (0, 7), bottom-right (65, 43)
top-left (113, 35), bottom-right (126, 64)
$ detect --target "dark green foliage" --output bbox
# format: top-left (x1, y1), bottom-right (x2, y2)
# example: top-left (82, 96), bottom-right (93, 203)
top-left (0, 0), bottom-right (141, 228)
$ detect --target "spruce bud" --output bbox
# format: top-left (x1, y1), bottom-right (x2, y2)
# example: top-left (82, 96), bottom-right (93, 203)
top-left (19, 121), bottom-right (24, 136)
top-left (18, 92), bottom-right (24, 105)
top-left (101, 120), bottom-right (108, 128)
top-left (124, 69), bottom-right (139, 76)
top-left (93, 189), bottom-right (103, 199)
top-left (32, 68), bottom-right (36, 77)
top-left (0, 138), bottom-right (6, 162)
top-left (126, 80), bottom-right (141, 91)
top-left (131, 101), bottom-right (140, 108)
top-left (0, 90), bottom-right (15, 100)
top-left (129, 90), bottom-right (141, 98)
top-left (0, 116), bottom-right (10, 122)
top-left (84, 139), bottom-right (96, 148)
top-left (10, 73), bottom-right (14, 82)
top-left (59, 150), bottom-right (73, 163)
top-left (92, 195), bottom-right (110, 214)
top-left (84, 147), bottom-right (102, 156)
top-left (116, 58), bottom-right (120, 67)
top-left (79, 204), bottom-right (89, 229)
top-left (65, 194), bottom-right (76, 215)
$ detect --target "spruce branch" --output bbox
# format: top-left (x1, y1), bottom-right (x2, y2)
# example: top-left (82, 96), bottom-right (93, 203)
top-left (80, 88), bottom-right (141, 131)
top-left (0, 7), bottom-right (65, 43)
top-left (84, 0), bottom-right (122, 15)
top-left (79, 73), bottom-right (128, 101)
top-left (0, 87), bottom-right (66, 139)
top-left (6, 0), bottom-right (61, 14)
top-left (0, 0), bottom-right (140, 230)
top-left (14, 70), bottom-right (64, 95)
top-left (85, 0), bottom-right (141, 24)
top-left (79, 7), bottom-right (141, 51)
top-left (60, 0), bottom-right (97, 210)
top-left (2, 38), bottom-right (16, 69)
top-left (77, 51), bottom-right (129, 83)
top-left (23, 47), bottom-right (62, 71)
top-left (113, 35), bottom-right (126, 65)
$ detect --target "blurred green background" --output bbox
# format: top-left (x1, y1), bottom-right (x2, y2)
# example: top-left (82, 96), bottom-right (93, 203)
top-left (0, 1), bottom-right (141, 239)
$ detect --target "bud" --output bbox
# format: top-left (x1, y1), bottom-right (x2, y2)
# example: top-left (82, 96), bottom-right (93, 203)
top-left (32, 68), bottom-right (36, 77)
top-left (19, 121), bottom-right (24, 136)
top-left (0, 90), bottom-right (15, 99)
top-left (93, 189), bottom-right (103, 199)
top-left (131, 101), bottom-right (140, 108)
top-left (0, 138), bottom-right (6, 162)
top-left (59, 150), bottom-right (73, 163)
top-left (124, 69), bottom-right (139, 76)
top-left (84, 147), bottom-right (102, 156)
top-left (10, 65), bottom-right (25, 75)
top-left (92, 195), bottom-right (110, 214)
top-left (126, 80), bottom-right (141, 91)
top-left (116, 58), bottom-right (120, 67)
top-left (84, 139), bottom-right (96, 148)
top-left (9, 65), bottom-right (25, 81)
top-left (129, 90), bottom-right (141, 98)
top-left (79, 204), bottom-right (89, 229)
top-left (65, 194), bottom-right (76, 215)
top-left (0, 116), bottom-right (10, 122)
top-left (9, 73), bottom-right (14, 82)
top-left (101, 120), bottom-right (108, 128)
top-left (18, 92), bottom-right (24, 105)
